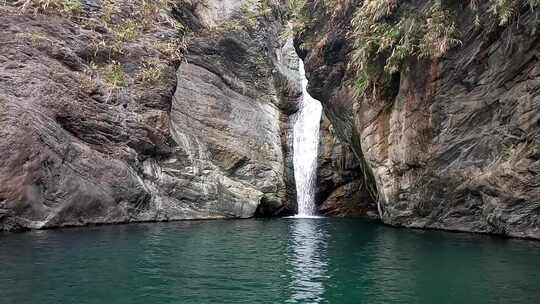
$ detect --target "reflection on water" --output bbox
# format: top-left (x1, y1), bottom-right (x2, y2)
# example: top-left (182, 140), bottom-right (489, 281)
top-left (287, 219), bottom-right (328, 303)
top-left (1, 219), bottom-right (540, 304)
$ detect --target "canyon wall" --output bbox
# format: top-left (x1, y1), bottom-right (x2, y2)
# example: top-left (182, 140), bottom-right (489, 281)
top-left (0, 0), bottom-right (301, 231)
top-left (316, 114), bottom-right (377, 217)
top-left (3, 0), bottom-right (538, 239)
top-left (297, 0), bottom-right (540, 238)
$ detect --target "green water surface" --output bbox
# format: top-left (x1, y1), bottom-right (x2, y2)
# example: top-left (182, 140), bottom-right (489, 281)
top-left (1, 218), bottom-right (539, 304)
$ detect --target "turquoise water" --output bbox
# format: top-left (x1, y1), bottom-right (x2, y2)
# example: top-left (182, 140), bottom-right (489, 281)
top-left (1, 218), bottom-right (540, 304)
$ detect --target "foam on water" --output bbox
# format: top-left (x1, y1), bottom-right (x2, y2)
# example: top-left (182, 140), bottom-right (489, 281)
top-left (285, 215), bottom-right (325, 219)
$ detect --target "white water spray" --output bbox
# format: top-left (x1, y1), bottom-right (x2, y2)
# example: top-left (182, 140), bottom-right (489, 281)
top-left (293, 60), bottom-right (323, 217)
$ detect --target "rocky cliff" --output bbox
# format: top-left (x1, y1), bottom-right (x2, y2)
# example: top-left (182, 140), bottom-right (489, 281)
top-left (296, 0), bottom-right (540, 238)
top-left (0, 0), bottom-right (301, 231)
top-left (3, 0), bottom-right (539, 239)
top-left (316, 114), bottom-right (377, 217)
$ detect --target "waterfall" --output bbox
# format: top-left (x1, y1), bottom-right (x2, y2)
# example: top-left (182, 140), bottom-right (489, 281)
top-left (293, 60), bottom-right (323, 217)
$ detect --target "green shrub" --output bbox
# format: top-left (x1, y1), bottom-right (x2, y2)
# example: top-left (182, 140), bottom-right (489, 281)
top-left (489, 0), bottom-right (519, 25)
top-left (100, 0), bottom-right (117, 24)
top-left (349, 0), bottom-right (538, 98)
top-left (418, 6), bottom-right (461, 58)
top-left (350, 1), bottom-right (461, 96)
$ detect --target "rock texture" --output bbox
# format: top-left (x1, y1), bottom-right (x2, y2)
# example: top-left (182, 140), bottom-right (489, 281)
top-left (0, 0), bottom-right (299, 231)
top-left (297, 0), bottom-right (540, 238)
top-left (316, 114), bottom-right (377, 217)
top-left (165, 0), bottom-right (301, 218)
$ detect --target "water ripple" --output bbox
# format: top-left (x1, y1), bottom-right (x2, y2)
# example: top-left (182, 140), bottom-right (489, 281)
top-left (1, 219), bottom-right (540, 304)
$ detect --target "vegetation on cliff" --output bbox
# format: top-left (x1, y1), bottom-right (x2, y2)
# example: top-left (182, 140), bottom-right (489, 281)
top-left (287, 0), bottom-right (539, 96)
top-left (350, 1), bottom-right (460, 96)
top-left (6, 0), bottom-right (188, 91)
top-left (291, 0), bottom-right (540, 237)
top-left (350, 0), bottom-right (539, 96)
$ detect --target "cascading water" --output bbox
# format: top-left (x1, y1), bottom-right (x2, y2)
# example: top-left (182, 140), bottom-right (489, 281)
top-left (293, 60), bottom-right (323, 217)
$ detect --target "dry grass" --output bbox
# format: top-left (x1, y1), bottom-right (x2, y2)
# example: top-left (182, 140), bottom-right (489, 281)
top-left (101, 61), bottom-right (126, 88)
top-left (112, 20), bottom-right (140, 42)
top-left (156, 38), bottom-right (187, 63)
top-left (14, 0), bottom-right (82, 16)
top-left (138, 59), bottom-right (164, 84)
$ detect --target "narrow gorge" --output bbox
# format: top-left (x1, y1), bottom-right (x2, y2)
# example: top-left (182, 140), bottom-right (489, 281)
top-left (1, 0), bottom-right (539, 239)
top-left (1, 0), bottom-right (540, 303)
top-left (1, 0), bottom-right (301, 229)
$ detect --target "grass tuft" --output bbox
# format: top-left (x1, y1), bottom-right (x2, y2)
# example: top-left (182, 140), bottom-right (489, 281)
top-left (101, 61), bottom-right (126, 88)
top-left (138, 59), bottom-right (163, 84)
top-left (15, 0), bottom-right (83, 16)
top-left (350, 1), bottom-right (461, 97)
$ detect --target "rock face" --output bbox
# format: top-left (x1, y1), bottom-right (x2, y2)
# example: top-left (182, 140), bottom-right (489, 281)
top-left (316, 114), bottom-right (377, 217)
top-left (297, 1), bottom-right (540, 238)
top-left (164, 0), bottom-right (301, 218)
top-left (0, 0), bottom-right (299, 231)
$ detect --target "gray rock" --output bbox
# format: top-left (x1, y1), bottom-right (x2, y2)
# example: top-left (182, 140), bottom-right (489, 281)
top-left (316, 115), bottom-right (377, 217)
top-left (297, 1), bottom-right (540, 238)
top-left (0, 0), bottom-right (299, 230)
